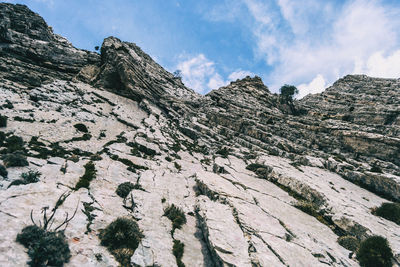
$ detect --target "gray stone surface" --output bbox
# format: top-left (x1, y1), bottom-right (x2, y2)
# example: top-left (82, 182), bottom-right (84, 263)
top-left (0, 3), bottom-right (399, 267)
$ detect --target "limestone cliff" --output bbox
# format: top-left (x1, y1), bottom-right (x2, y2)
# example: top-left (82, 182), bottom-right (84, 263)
top-left (0, 3), bottom-right (399, 267)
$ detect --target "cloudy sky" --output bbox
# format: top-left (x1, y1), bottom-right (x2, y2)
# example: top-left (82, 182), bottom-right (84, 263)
top-left (5, 0), bottom-right (400, 97)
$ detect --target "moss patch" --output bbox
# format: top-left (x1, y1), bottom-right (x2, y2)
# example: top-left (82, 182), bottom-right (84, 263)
top-left (173, 239), bottom-right (185, 267)
top-left (8, 170), bottom-right (41, 188)
top-left (74, 123), bottom-right (89, 133)
top-left (164, 204), bottom-right (187, 236)
top-left (74, 161), bottom-right (96, 190)
top-left (0, 115), bottom-right (7, 127)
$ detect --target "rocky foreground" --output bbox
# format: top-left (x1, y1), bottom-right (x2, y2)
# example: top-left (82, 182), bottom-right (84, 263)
top-left (0, 3), bottom-right (399, 267)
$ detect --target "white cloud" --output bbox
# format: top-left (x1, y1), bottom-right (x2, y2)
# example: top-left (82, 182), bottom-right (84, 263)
top-left (208, 73), bottom-right (226, 89)
top-left (297, 74), bottom-right (327, 99)
top-left (242, 0), bottom-right (400, 93)
top-left (228, 70), bottom-right (254, 81)
top-left (176, 54), bottom-right (216, 93)
top-left (176, 54), bottom-right (254, 93)
top-left (365, 50), bottom-right (400, 78)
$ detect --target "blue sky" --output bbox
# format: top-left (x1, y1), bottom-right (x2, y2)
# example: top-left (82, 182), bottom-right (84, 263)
top-left (4, 0), bottom-right (400, 97)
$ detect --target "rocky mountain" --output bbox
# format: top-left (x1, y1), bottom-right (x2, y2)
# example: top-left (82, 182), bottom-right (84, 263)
top-left (0, 3), bottom-right (399, 267)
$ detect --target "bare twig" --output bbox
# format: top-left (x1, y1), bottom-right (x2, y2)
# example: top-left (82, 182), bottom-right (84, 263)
top-left (29, 190), bottom-right (79, 232)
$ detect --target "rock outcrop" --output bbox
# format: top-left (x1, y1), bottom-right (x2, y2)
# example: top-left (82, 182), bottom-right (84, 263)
top-left (0, 3), bottom-right (399, 267)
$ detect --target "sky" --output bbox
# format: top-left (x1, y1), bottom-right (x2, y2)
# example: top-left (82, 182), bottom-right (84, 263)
top-left (4, 0), bottom-right (400, 97)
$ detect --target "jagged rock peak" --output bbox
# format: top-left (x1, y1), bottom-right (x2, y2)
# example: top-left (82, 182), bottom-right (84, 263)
top-left (0, 3), bottom-right (54, 42)
top-left (1, 4), bottom-right (400, 267)
top-left (0, 3), bottom-right (100, 87)
top-left (216, 75), bottom-right (270, 94)
top-left (328, 74), bottom-right (400, 93)
top-left (86, 36), bottom-right (199, 103)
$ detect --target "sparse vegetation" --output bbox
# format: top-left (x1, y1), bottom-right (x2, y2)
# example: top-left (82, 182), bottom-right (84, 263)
top-left (74, 161), bottom-right (96, 190)
top-left (384, 111), bottom-right (399, 125)
top-left (216, 147), bottom-right (230, 158)
top-left (356, 236), bottom-right (393, 267)
top-left (280, 84), bottom-right (298, 102)
top-left (294, 201), bottom-right (329, 226)
top-left (99, 131), bottom-right (106, 139)
top-left (1, 151), bottom-right (29, 167)
top-left (173, 239), bottom-right (185, 267)
top-left (164, 204), bottom-right (187, 235)
top-left (0, 115), bottom-right (7, 127)
top-left (337, 235), bottom-right (359, 252)
top-left (2, 100), bottom-right (13, 109)
top-left (16, 225), bottom-right (71, 266)
top-left (342, 114), bottom-right (353, 122)
top-left (174, 162), bottom-right (182, 171)
top-left (109, 153), bottom-right (149, 172)
top-left (0, 164), bottom-right (7, 178)
top-left (128, 142), bottom-right (157, 157)
top-left (16, 192), bottom-right (77, 267)
top-left (0, 131), bottom-right (5, 146)
top-left (116, 182), bottom-right (135, 198)
top-left (370, 165), bottom-right (383, 173)
top-left (99, 217), bottom-right (143, 266)
top-left (8, 170), bottom-right (41, 188)
top-left (3, 135), bottom-right (25, 153)
top-left (82, 201), bottom-right (98, 234)
top-left (74, 123), bottom-right (88, 133)
top-left (373, 202), bottom-right (400, 225)
top-left (246, 163), bottom-right (272, 178)
top-left (64, 133), bottom-right (92, 143)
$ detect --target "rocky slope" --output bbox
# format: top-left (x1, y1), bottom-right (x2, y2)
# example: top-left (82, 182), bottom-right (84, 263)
top-left (0, 3), bottom-right (399, 267)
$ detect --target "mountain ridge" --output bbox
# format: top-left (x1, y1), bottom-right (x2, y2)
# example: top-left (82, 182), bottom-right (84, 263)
top-left (0, 3), bottom-right (399, 267)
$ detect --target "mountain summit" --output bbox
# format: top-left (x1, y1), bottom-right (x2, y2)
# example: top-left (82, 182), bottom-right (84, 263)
top-left (0, 3), bottom-right (399, 267)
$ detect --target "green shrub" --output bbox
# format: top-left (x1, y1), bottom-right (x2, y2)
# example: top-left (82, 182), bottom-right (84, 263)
top-left (0, 115), bottom-right (7, 127)
top-left (164, 204), bottom-right (187, 235)
top-left (116, 182), bottom-right (135, 198)
top-left (1, 152), bottom-right (29, 167)
top-left (128, 142), bottom-right (157, 157)
top-left (373, 202), bottom-right (400, 225)
top-left (246, 163), bottom-right (272, 178)
top-left (280, 84), bottom-right (298, 101)
top-left (16, 225), bottom-right (71, 266)
top-left (74, 123), bottom-right (89, 133)
top-left (246, 163), bottom-right (267, 171)
top-left (3, 100), bottom-right (13, 109)
top-left (74, 161), bottom-right (96, 190)
top-left (21, 170), bottom-right (41, 183)
top-left (370, 165), bottom-right (383, 173)
top-left (173, 239), bottom-right (185, 267)
top-left (356, 236), bottom-right (393, 267)
top-left (0, 131), bottom-right (5, 145)
top-left (0, 164), bottom-right (7, 178)
top-left (216, 147), bottom-right (229, 158)
top-left (8, 170), bottom-right (41, 188)
top-left (99, 217), bottom-right (143, 266)
top-left (65, 133), bottom-right (92, 143)
top-left (4, 135), bottom-right (25, 153)
top-left (338, 235), bottom-right (359, 252)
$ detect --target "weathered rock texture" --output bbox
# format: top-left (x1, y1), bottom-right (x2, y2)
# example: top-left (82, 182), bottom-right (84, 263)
top-left (0, 3), bottom-right (399, 267)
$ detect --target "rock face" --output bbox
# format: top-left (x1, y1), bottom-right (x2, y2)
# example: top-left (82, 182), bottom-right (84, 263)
top-left (0, 3), bottom-right (399, 267)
